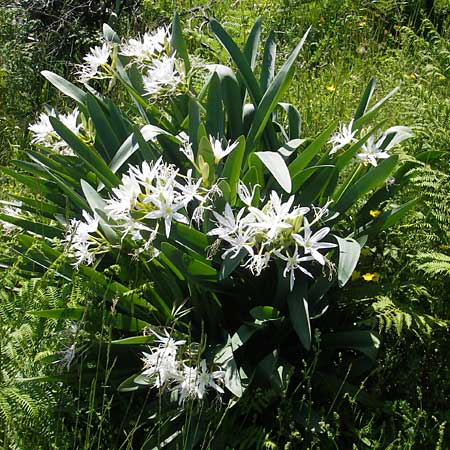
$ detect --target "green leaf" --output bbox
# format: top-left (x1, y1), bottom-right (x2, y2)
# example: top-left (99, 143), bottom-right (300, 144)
top-left (209, 19), bottom-right (262, 105)
top-left (246, 27), bottom-right (311, 153)
top-left (255, 151), bottom-right (291, 193)
top-left (335, 236), bottom-right (361, 287)
top-left (334, 156), bottom-right (399, 215)
top-left (222, 136), bottom-right (245, 203)
top-left (206, 71), bottom-right (224, 137)
top-left (0, 213), bottom-right (62, 239)
top-left (41, 70), bottom-right (87, 104)
top-left (111, 336), bottom-right (155, 345)
top-left (28, 308), bottom-right (84, 320)
top-left (287, 283), bottom-right (311, 350)
top-left (219, 249), bottom-right (246, 280)
top-left (260, 31), bottom-right (276, 92)
top-left (279, 102), bottom-right (301, 139)
top-left (250, 306), bottom-right (280, 322)
top-left (103, 23), bottom-right (120, 43)
top-left (289, 121), bottom-right (336, 188)
top-left (49, 116), bottom-right (120, 189)
top-left (244, 16), bottom-right (262, 70)
top-left (322, 331), bottom-right (380, 361)
top-left (354, 77), bottom-right (376, 121)
top-left (171, 12), bottom-right (190, 73)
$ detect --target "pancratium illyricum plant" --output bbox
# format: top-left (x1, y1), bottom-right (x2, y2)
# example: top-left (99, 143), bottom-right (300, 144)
top-left (2, 14), bottom-right (416, 447)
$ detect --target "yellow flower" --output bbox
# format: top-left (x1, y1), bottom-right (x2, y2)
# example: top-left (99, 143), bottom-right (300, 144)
top-left (370, 209), bottom-right (382, 218)
top-left (351, 270), bottom-right (361, 281)
top-left (358, 21), bottom-right (367, 28)
top-left (326, 85), bottom-right (336, 92)
top-left (438, 244), bottom-right (450, 251)
top-left (436, 74), bottom-right (445, 81)
top-left (362, 272), bottom-right (380, 282)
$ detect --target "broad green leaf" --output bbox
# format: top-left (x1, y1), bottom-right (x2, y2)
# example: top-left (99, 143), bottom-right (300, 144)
top-left (335, 236), bottom-right (361, 287)
top-left (222, 135), bottom-right (245, 203)
top-left (0, 213), bottom-right (62, 239)
top-left (86, 94), bottom-right (121, 161)
top-left (353, 85), bottom-right (399, 131)
top-left (250, 306), bottom-right (280, 322)
top-left (171, 12), bottom-right (190, 73)
top-left (219, 249), bottom-right (247, 280)
top-left (255, 151), bottom-right (291, 193)
top-left (322, 331), bottom-right (380, 361)
top-left (260, 31), bottom-right (276, 92)
top-left (354, 77), bottom-right (376, 122)
top-left (209, 19), bottom-right (262, 105)
top-left (103, 23), bottom-right (120, 43)
top-left (206, 71), bottom-right (224, 137)
top-left (289, 121), bottom-right (336, 187)
top-left (334, 155), bottom-right (398, 215)
top-left (80, 180), bottom-right (117, 242)
top-left (246, 27), bottom-right (311, 153)
top-left (287, 283), bottom-right (311, 350)
top-left (49, 117), bottom-right (120, 189)
top-left (28, 307), bottom-right (84, 320)
top-left (244, 16), bottom-right (262, 70)
top-left (41, 70), bottom-right (87, 104)
top-left (279, 102), bottom-right (301, 139)
top-left (188, 96), bottom-right (201, 152)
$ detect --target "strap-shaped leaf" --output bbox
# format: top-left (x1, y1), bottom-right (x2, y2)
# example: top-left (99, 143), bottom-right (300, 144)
top-left (246, 27), bottom-right (311, 153)
top-left (334, 155), bottom-right (398, 215)
top-left (322, 331), bottom-right (380, 361)
top-left (335, 236), bottom-right (361, 287)
top-left (41, 70), bottom-right (87, 104)
top-left (255, 151), bottom-right (291, 193)
top-left (287, 282), bottom-right (311, 350)
top-left (209, 19), bottom-right (262, 105)
top-left (0, 213), bottom-right (62, 239)
top-left (206, 71), bottom-right (224, 137)
top-left (279, 102), bottom-right (301, 139)
top-left (260, 31), bottom-right (276, 92)
top-left (49, 116), bottom-right (120, 189)
top-left (244, 16), bottom-right (262, 70)
top-left (222, 136), bottom-right (245, 203)
top-left (171, 12), bottom-right (190, 73)
top-left (354, 77), bottom-right (376, 121)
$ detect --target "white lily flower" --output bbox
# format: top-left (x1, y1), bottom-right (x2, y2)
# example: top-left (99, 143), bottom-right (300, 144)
top-left (77, 43), bottom-right (110, 83)
top-left (208, 203), bottom-right (246, 239)
top-left (243, 252), bottom-right (271, 276)
top-left (357, 135), bottom-right (390, 167)
top-left (142, 55), bottom-right (184, 96)
top-left (329, 119), bottom-right (358, 155)
top-left (120, 28), bottom-right (168, 63)
top-left (209, 136), bottom-right (239, 163)
top-left (274, 246), bottom-right (315, 290)
top-left (237, 180), bottom-right (258, 206)
top-left (105, 173), bottom-right (142, 221)
top-left (292, 217), bottom-right (336, 265)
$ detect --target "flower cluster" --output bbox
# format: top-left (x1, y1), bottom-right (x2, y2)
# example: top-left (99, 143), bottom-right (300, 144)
top-left (28, 107), bottom-right (82, 155)
top-left (76, 27), bottom-right (186, 98)
top-left (208, 189), bottom-right (336, 290)
top-left (329, 121), bottom-right (412, 167)
top-left (141, 330), bottom-right (225, 405)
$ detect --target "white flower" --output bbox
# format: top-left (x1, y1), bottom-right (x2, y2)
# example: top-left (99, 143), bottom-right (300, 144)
top-left (64, 210), bottom-right (99, 268)
top-left (248, 191), bottom-right (297, 241)
top-left (357, 135), bottom-right (390, 167)
top-left (105, 173), bottom-right (142, 221)
top-left (209, 136), bottom-right (239, 163)
top-left (329, 120), bottom-right (358, 155)
top-left (120, 28), bottom-right (168, 63)
top-left (142, 55), bottom-right (184, 96)
top-left (237, 181), bottom-right (258, 206)
top-left (176, 132), bottom-right (195, 162)
top-left (292, 217), bottom-right (336, 265)
top-left (243, 251), bottom-right (271, 276)
top-left (208, 203), bottom-right (246, 239)
top-left (221, 226), bottom-right (256, 260)
top-left (77, 43), bottom-right (110, 83)
top-left (53, 344), bottom-right (76, 371)
top-left (175, 360), bottom-right (224, 405)
top-left (143, 188), bottom-right (189, 238)
top-left (274, 246), bottom-right (315, 290)
top-left (28, 108), bottom-right (81, 155)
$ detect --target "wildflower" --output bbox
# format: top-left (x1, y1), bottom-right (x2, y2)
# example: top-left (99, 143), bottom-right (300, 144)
top-left (53, 344), bottom-right (76, 371)
top-left (142, 55), bottom-right (184, 96)
top-left (362, 272), bottom-right (380, 282)
top-left (120, 28), bottom-right (168, 63)
top-left (209, 136), bottom-right (239, 163)
top-left (274, 246), bottom-right (315, 290)
top-left (208, 203), bottom-right (246, 239)
top-left (326, 85), bottom-right (336, 92)
top-left (77, 43), bottom-right (110, 83)
top-left (370, 209), bottom-right (382, 218)
top-left (329, 120), bottom-right (358, 154)
top-left (105, 173), bottom-right (142, 221)
top-left (243, 251), bottom-right (271, 276)
top-left (292, 217), bottom-right (336, 266)
top-left (176, 131), bottom-right (195, 162)
top-left (237, 181), bottom-right (258, 206)
top-left (357, 135), bottom-right (390, 167)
